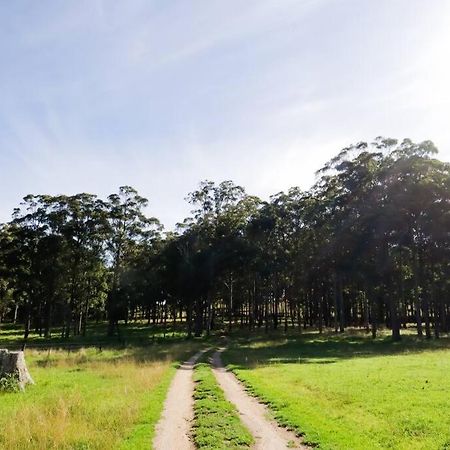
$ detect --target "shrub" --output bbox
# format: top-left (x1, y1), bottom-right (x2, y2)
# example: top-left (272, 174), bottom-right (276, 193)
top-left (0, 374), bottom-right (20, 393)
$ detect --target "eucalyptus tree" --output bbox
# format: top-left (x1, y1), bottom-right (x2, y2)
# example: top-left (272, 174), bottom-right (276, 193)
top-left (105, 186), bottom-right (161, 336)
top-left (176, 180), bottom-right (259, 335)
top-left (0, 137), bottom-right (448, 341)
top-left (4, 195), bottom-right (53, 339)
top-left (55, 194), bottom-right (109, 337)
top-left (309, 137), bottom-right (450, 339)
top-left (0, 227), bottom-right (14, 323)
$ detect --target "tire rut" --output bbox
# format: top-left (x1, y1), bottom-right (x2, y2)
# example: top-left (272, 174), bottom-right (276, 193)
top-left (153, 348), bottom-right (209, 450)
top-left (211, 348), bottom-right (307, 450)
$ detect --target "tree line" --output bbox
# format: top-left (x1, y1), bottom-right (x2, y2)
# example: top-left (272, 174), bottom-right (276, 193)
top-left (0, 137), bottom-right (449, 341)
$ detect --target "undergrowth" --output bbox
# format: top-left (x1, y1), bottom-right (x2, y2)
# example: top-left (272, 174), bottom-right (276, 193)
top-left (0, 374), bottom-right (20, 393)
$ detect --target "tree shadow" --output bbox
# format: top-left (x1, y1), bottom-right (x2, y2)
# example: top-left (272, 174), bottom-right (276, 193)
top-left (0, 321), bottom-right (192, 353)
top-left (225, 331), bottom-right (450, 369)
top-left (31, 338), bottom-right (209, 368)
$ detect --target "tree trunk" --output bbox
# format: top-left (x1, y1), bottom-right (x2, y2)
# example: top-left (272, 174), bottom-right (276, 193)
top-left (24, 305), bottom-right (31, 341)
top-left (370, 286), bottom-right (378, 339)
top-left (194, 299), bottom-right (203, 337)
top-left (0, 349), bottom-right (34, 390)
top-left (13, 304), bottom-right (19, 324)
top-left (413, 248), bottom-right (423, 337)
top-left (333, 277), bottom-right (339, 333)
top-left (228, 274), bottom-right (234, 334)
top-left (386, 278), bottom-right (401, 341)
top-left (335, 271), bottom-right (345, 333)
top-left (187, 302), bottom-right (193, 338)
top-left (318, 293), bottom-right (324, 334)
top-left (284, 294), bottom-right (289, 333)
top-left (362, 290), bottom-right (370, 332)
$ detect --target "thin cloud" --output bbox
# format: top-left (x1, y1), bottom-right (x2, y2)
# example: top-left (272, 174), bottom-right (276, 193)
top-left (0, 0), bottom-right (449, 228)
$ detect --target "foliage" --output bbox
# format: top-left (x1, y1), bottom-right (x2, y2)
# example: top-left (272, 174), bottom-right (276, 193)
top-left (0, 138), bottom-right (449, 341)
top-left (0, 373), bottom-right (20, 393)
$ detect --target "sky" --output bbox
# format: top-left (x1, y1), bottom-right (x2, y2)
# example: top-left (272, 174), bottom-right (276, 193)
top-left (1, 0), bottom-right (450, 229)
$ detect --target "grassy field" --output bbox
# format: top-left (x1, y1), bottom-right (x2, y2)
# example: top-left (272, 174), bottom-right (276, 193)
top-left (3, 322), bottom-right (449, 449)
top-left (0, 323), bottom-right (203, 450)
top-left (192, 354), bottom-right (253, 449)
top-left (224, 331), bottom-right (450, 450)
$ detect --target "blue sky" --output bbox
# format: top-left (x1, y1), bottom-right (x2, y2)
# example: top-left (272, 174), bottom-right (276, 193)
top-left (1, 0), bottom-right (449, 228)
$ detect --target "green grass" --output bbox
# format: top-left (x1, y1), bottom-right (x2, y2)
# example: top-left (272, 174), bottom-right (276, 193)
top-left (120, 365), bottom-right (176, 449)
top-left (193, 356), bottom-right (253, 449)
top-left (0, 323), bottom-right (204, 449)
top-left (4, 321), bottom-right (448, 449)
top-left (224, 331), bottom-right (450, 450)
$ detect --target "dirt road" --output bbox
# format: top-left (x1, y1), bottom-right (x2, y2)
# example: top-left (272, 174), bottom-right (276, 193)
top-left (211, 349), bottom-right (306, 450)
top-left (153, 349), bottom-right (208, 450)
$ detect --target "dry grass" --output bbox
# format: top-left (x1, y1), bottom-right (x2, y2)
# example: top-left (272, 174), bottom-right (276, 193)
top-left (0, 342), bottom-right (200, 449)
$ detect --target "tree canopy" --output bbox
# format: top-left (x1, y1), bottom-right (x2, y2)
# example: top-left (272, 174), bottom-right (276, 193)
top-left (0, 138), bottom-right (448, 341)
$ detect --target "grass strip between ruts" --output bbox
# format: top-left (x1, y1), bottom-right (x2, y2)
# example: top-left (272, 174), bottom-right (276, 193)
top-left (193, 354), bottom-right (254, 450)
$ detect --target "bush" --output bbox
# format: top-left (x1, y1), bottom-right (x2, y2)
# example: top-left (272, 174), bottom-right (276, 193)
top-left (0, 374), bottom-right (20, 393)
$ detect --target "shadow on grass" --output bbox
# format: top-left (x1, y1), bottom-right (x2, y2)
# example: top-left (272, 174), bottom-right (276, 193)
top-left (225, 330), bottom-right (450, 369)
top-left (0, 321), bottom-right (192, 351)
top-left (31, 338), bottom-right (212, 368)
top-left (0, 322), bottom-right (217, 369)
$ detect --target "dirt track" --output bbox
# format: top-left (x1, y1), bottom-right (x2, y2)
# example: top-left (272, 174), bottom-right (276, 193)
top-left (153, 349), bottom-right (208, 450)
top-left (211, 349), bottom-right (306, 450)
top-left (153, 347), bottom-right (305, 450)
